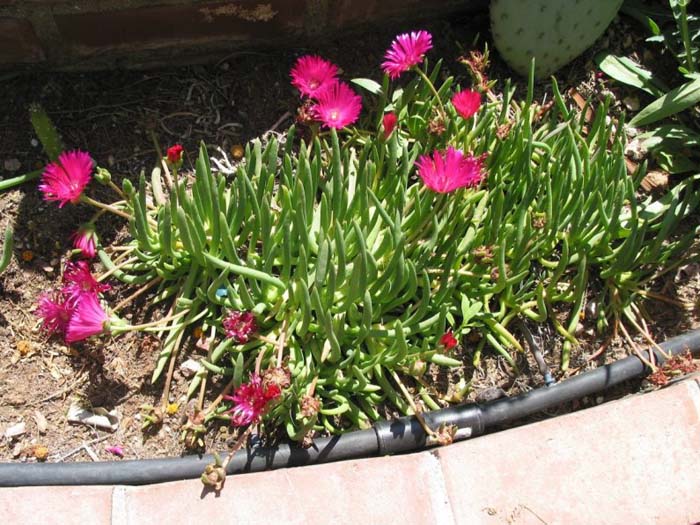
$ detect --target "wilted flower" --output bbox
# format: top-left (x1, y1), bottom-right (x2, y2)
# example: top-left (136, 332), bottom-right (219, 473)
top-left (382, 112), bottom-right (397, 139)
top-left (62, 260), bottom-right (111, 301)
top-left (451, 89), bottom-right (481, 120)
top-left (70, 223), bottom-right (98, 258)
top-left (224, 373), bottom-right (281, 426)
top-left (39, 150), bottom-right (94, 207)
top-left (65, 292), bottom-right (109, 344)
top-left (222, 310), bottom-right (257, 343)
top-left (440, 331), bottom-right (458, 350)
top-left (166, 144), bottom-right (184, 165)
top-left (262, 366), bottom-right (291, 391)
top-left (36, 291), bottom-right (74, 337)
top-left (105, 445), bottom-right (125, 458)
top-left (416, 146), bottom-right (485, 193)
top-left (311, 80), bottom-right (362, 129)
top-left (381, 30), bottom-right (433, 79)
top-left (290, 55), bottom-right (339, 99)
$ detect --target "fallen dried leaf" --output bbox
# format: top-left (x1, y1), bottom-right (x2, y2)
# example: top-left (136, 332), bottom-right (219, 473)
top-left (33, 411), bottom-right (48, 434)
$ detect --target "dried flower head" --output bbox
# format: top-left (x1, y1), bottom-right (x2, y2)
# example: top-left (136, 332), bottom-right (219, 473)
top-left (65, 292), bottom-right (109, 344)
top-left (416, 146), bottom-right (485, 193)
top-left (224, 373), bottom-right (281, 426)
top-left (451, 89), bottom-right (481, 120)
top-left (299, 395), bottom-right (320, 419)
top-left (105, 445), bottom-right (125, 458)
top-left (39, 150), bottom-right (94, 207)
top-left (262, 366), bottom-right (291, 392)
top-left (290, 55), bottom-right (339, 99)
top-left (71, 223), bottom-right (98, 259)
top-left (382, 30), bottom-right (433, 79)
top-left (222, 310), bottom-right (257, 343)
top-left (382, 112), bottom-right (398, 139)
top-left (311, 80), bottom-right (362, 129)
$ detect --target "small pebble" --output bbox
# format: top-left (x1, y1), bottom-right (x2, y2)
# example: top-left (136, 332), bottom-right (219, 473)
top-left (30, 138), bottom-right (39, 147)
top-left (3, 158), bottom-right (21, 172)
top-left (596, 396), bottom-right (605, 405)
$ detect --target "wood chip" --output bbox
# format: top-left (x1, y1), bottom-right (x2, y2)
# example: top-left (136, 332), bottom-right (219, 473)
top-left (4, 421), bottom-right (26, 439)
top-left (640, 170), bottom-right (669, 192)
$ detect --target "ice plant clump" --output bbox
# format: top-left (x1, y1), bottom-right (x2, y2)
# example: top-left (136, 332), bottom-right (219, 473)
top-left (451, 90), bottom-right (481, 120)
top-left (381, 30), bottom-right (433, 79)
top-left (62, 260), bottom-right (111, 301)
top-left (36, 291), bottom-right (74, 337)
top-left (416, 146), bottom-right (485, 194)
top-left (225, 373), bottom-right (281, 426)
top-left (311, 80), bottom-right (362, 129)
top-left (222, 310), bottom-right (257, 343)
top-left (70, 223), bottom-right (98, 258)
top-left (382, 112), bottom-right (398, 139)
top-left (290, 55), bottom-right (339, 99)
top-left (65, 292), bottom-right (109, 344)
top-left (38, 150), bottom-right (94, 207)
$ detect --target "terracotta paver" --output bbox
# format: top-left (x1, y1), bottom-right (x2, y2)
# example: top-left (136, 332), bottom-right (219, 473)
top-left (438, 379), bottom-right (700, 525)
top-left (0, 485), bottom-right (113, 525)
top-left (2, 379), bottom-right (700, 525)
top-left (120, 450), bottom-right (453, 525)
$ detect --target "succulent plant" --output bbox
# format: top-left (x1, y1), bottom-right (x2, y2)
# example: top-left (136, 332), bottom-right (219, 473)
top-left (490, 0), bottom-right (623, 78)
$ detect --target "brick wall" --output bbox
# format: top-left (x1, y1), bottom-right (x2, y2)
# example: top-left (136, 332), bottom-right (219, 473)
top-left (0, 0), bottom-right (487, 70)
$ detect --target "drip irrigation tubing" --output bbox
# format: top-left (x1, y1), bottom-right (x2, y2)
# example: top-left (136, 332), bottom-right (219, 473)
top-left (2, 328), bottom-right (699, 487)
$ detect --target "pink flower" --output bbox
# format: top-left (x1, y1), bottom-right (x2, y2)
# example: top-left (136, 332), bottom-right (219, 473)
top-left (39, 150), bottom-right (94, 207)
top-left (381, 30), bottom-right (433, 79)
top-left (105, 445), bottom-right (125, 458)
top-left (416, 146), bottom-right (485, 193)
top-left (70, 223), bottom-right (98, 258)
top-left (382, 112), bottom-right (398, 139)
top-left (62, 260), bottom-right (111, 301)
top-left (311, 80), bottom-right (362, 129)
top-left (290, 55), bottom-right (339, 99)
top-left (222, 310), bottom-right (257, 343)
top-left (452, 89), bottom-right (481, 120)
top-left (65, 292), bottom-right (108, 344)
top-left (166, 144), bottom-right (183, 165)
top-left (36, 291), bottom-right (75, 337)
top-left (225, 373), bottom-right (281, 426)
top-left (440, 331), bottom-right (458, 350)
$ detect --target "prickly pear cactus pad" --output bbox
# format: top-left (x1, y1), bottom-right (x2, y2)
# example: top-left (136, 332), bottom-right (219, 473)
top-left (490, 0), bottom-right (623, 78)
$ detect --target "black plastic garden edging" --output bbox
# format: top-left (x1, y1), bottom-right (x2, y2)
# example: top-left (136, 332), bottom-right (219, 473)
top-left (2, 328), bottom-right (699, 487)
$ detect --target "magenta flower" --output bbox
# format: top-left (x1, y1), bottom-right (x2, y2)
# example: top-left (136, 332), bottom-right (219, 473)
top-left (452, 89), bottom-right (481, 120)
top-left (290, 55), bottom-right (339, 99)
top-left (440, 331), bottom-right (458, 350)
top-left (416, 146), bottom-right (485, 193)
top-left (224, 373), bottom-right (281, 426)
top-left (222, 310), bottom-right (257, 343)
top-left (62, 260), bottom-right (111, 302)
top-left (38, 150), bottom-right (94, 207)
top-left (71, 223), bottom-right (98, 259)
top-left (382, 112), bottom-right (398, 139)
top-left (381, 30), bottom-right (433, 79)
top-left (65, 292), bottom-right (108, 344)
top-left (311, 80), bottom-right (362, 129)
top-left (36, 291), bottom-right (75, 337)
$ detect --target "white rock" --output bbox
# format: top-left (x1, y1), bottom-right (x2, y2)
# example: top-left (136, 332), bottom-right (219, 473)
top-left (179, 359), bottom-right (201, 378)
top-left (67, 404), bottom-right (119, 432)
top-left (4, 421), bottom-right (26, 439)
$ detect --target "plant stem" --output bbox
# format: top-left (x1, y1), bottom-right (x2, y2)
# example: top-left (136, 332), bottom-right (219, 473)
top-left (81, 195), bottom-right (132, 220)
top-left (414, 66), bottom-right (446, 115)
top-left (111, 276), bottom-right (162, 313)
top-left (0, 169), bottom-right (42, 191)
top-left (114, 308), bottom-right (190, 331)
